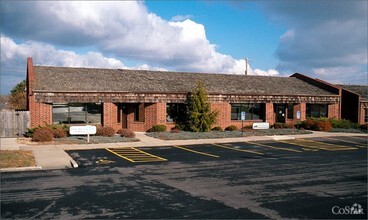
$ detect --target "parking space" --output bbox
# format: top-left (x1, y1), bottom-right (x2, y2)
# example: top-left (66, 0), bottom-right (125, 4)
top-left (2, 135), bottom-right (367, 219)
top-left (67, 136), bottom-right (366, 167)
top-left (276, 138), bottom-right (358, 151)
top-left (106, 147), bottom-right (167, 163)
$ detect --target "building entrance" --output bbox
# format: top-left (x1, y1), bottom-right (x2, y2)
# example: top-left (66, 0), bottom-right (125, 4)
top-left (274, 104), bottom-right (286, 123)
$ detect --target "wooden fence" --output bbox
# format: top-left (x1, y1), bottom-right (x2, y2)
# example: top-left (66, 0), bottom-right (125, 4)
top-left (0, 111), bottom-right (29, 138)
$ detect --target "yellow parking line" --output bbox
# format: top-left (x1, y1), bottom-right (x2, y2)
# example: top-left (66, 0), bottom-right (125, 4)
top-left (321, 137), bottom-right (366, 148)
top-left (106, 148), bottom-right (135, 162)
top-left (131, 148), bottom-right (168, 161)
top-left (173, 145), bottom-right (219, 158)
top-left (276, 140), bottom-right (329, 151)
top-left (212, 143), bottom-right (264, 155)
top-left (300, 139), bottom-right (358, 151)
top-left (277, 139), bottom-right (357, 151)
top-left (106, 147), bottom-right (167, 163)
top-left (246, 142), bottom-right (302, 153)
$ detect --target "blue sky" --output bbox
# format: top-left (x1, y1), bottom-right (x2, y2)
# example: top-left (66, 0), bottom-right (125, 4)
top-left (1, 0), bottom-right (367, 94)
top-left (146, 1), bottom-right (284, 68)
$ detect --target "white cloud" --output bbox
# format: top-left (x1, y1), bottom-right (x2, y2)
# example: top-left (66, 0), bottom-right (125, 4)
top-left (0, 35), bottom-right (126, 68)
top-left (1, 1), bottom-right (250, 74)
top-left (252, 69), bottom-right (279, 76)
top-left (0, 35), bottom-right (128, 93)
top-left (171, 15), bottom-right (193, 22)
top-left (0, 1), bottom-right (282, 93)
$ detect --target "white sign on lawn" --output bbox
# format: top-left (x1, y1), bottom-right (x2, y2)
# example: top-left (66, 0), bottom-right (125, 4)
top-left (69, 125), bottom-right (97, 135)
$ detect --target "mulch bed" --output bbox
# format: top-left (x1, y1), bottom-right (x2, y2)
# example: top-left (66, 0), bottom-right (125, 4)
top-left (146, 129), bottom-right (313, 140)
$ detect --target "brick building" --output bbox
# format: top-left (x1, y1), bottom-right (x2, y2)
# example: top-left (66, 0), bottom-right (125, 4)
top-left (26, 58), bottom-right (366, 132)
top-left (339, 85), bottom-right (368, 124)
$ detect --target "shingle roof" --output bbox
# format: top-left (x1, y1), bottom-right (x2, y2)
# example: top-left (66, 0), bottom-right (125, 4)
top-left (33, 66), bottom-right (336, 96)
top-left (339, 84), bottom-right (368, 102)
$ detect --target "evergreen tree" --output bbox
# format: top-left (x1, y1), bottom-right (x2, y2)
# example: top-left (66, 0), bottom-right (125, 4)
top-left (9, 80), bottom-right (26, 110)
top-left (186, 81), bottom-right (218, 132)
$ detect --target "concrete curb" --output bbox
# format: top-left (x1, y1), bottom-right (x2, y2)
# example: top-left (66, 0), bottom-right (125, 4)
top-left (0, 166), bottom-right (43, 173)
top-left (70, 159), bottom-right (79, 168)
top-left (270, 136), bottom-right (296, 141)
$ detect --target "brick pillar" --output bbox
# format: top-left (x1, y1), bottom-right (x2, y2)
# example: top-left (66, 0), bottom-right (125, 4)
top-left (328, 103), bottom-right (339, 119)
top-left (156, 102), bottom-right (167, 125)
top-left (27, 57), bottom-right (52, 128)
top-left (211, 103), bottom-right (231, 129)
top-left (265, 103), bottom-right (274, 125)
top-left (103, 103), bottom-right (120, 131)
top-left (359, 105), bottom-right (366, 124)
top-left (294, 103), bottom-right (306, 122)
top-left (29, 96), bottom-right (52, 127)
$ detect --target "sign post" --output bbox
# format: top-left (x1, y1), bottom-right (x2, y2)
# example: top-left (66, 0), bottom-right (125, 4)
top-left (241, 111), bottom-right (246, 135)
top-left (296, 111), bottom-right (301, 130)
top-left (69, 125), bottom-right (97, 143)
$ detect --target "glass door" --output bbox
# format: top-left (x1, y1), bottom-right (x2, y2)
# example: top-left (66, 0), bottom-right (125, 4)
top-left (274, 104), bottom-right (286, 123)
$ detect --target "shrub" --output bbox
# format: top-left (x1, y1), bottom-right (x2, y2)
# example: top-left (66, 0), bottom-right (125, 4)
top-left (211, 126), bottom-right (223, 131)
top-left (300, 118), bottom-right (317, 130)
top-left (301, 118), bottom-right (332, 131)
top-left (329, 118), bottom-right (360, 129)
top-left (32, 127), bottom-right (54, 142)
top-left (316, 120), bottom-right (332, 131)
top-left (274, 123), bottom-right (288, 129)
top-left (117, 129), bottom-right (135, 138)
top-left (359, 123), bottom-right (367, 132)
top-left (53, 127), bottom-right (67, 138)
top-left (186, 81), bottom-right (218, 132)
top-left (170, 128), bottom-right (181, 133)
top-left (225, 125), bottom-right (238, 131)
top-left (96, 126), bottom-right (115, 137)
top-left (24, 127), bottom-right (37, 137)
top-left (147, 124), bottom-right (167, 132)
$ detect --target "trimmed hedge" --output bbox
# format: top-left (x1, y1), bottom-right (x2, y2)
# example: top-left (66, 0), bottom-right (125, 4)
top-left (225, 125), bottom-right (238, 131)
top-left (300, 118), bottom-right (332, 131)
top-left (170, 128), bottom-right (181, 133)
top-left (329, 118), bottom-right (360, 129)
top-left (26, 124), bottom-right (69, 139)
top-left (211, 126), bottom-right (223, 131)
top-left (96, 126), bottom-right (115, 137)
top-left (117, 129), bottom-right (135, 138)
top-left (32, 127), bottom-right (54, 142)
top-left (147, 124), bottom-right (167, 132)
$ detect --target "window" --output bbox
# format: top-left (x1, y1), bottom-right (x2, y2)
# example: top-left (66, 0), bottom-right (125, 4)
top-left (231, 103), bottom-right (265, 120)
top-left (167, 103), bottom-right (186, 122)
top-left (134, 104), bottom-right (140, 122)
top-left (134, 103), bottom-right (145, 122)
top-left (287, 104), bottom-right (294, 119)
top-left (117, 104), bottom-right (122, 123)
top-left (365, 108), bottom-right (368, 123)
top-left (306, 104), bottom-right (328, 118)
top-left (52, 103), bottom-right (102, 124)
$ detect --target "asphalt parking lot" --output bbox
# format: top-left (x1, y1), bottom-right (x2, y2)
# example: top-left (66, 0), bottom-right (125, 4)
top-left (1, 136), bottom-right (367, 219)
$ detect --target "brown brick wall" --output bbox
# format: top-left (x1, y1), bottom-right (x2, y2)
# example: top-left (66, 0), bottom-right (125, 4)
top-left (328, 103), bottom-right (339, 119)
top-left (265, 103), bottom-right (274, 125)
top-left (122, 102), bottom-right (167, 132)
top-left (359, 104), bottom-right (367, 124)
top-left (102, 103), bottom-right (120, 131)
top-left (29, 95), bottom-right (52, 127)
top-left (211, 103), bottom-right (230, 129)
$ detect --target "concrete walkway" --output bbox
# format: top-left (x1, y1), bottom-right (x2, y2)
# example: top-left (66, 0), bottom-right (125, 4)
top-left (1, 131), bottom-right (367, 172)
